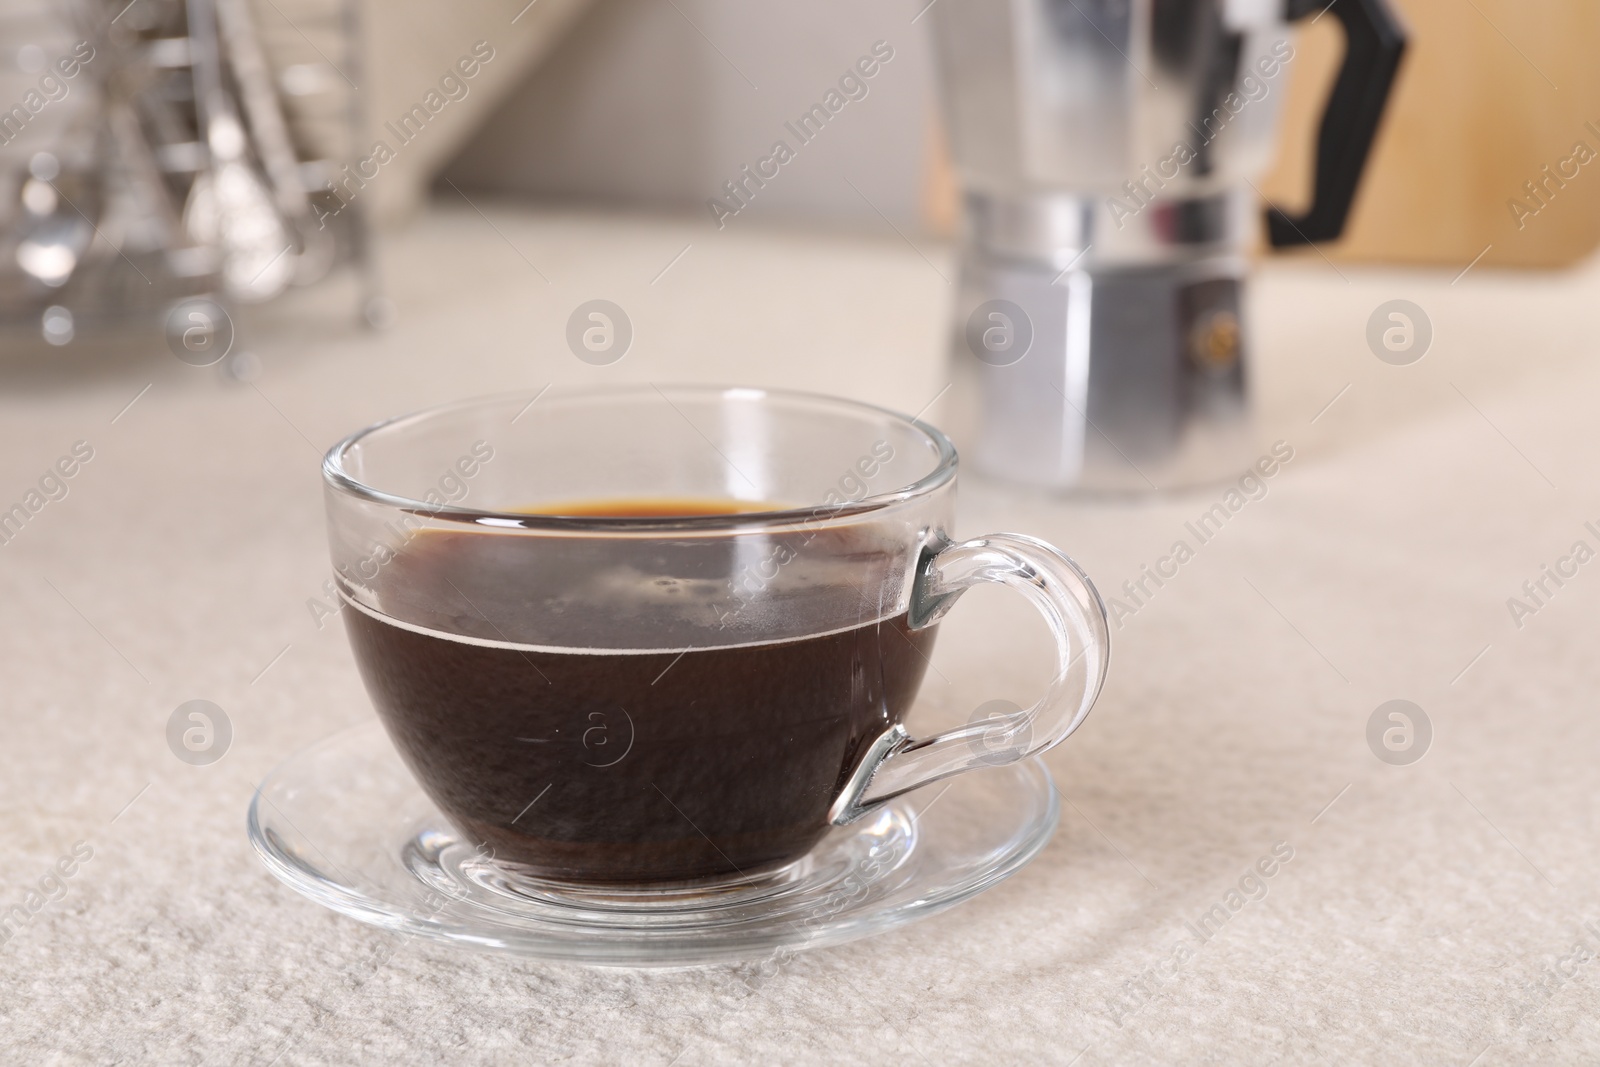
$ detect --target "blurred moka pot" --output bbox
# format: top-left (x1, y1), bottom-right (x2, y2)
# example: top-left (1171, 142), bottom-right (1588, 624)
top-left (930, 0), bottom-right (1404, 492)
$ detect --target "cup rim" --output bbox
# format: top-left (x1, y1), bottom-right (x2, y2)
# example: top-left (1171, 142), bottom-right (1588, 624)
top-left (321, 384), bottom-right (959, 531)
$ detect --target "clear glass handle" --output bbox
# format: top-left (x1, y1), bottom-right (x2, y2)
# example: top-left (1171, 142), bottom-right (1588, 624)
top-left (829, 534), bottom-right (1111, 824)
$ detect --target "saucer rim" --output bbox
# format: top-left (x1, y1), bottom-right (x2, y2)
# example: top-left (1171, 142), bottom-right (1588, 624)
top-left (247, 720), bottom-right (1060, 967)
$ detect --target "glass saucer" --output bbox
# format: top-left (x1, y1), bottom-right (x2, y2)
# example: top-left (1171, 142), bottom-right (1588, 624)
top-left (246, 721), bottom-right (1059, 967)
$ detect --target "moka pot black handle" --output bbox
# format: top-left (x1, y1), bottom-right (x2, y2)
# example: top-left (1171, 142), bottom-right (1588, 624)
top-left (1266, 0), bottom-right (1407, 247)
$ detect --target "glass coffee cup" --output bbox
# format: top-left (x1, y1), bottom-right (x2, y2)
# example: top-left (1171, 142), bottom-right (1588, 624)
top-left (321, 385), bottom-right (1110, 887)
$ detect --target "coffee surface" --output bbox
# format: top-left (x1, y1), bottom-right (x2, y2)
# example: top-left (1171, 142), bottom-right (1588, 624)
top-left (355, 497), bottom-right (913, 650)
top-left (515, 497), bottom-right (782, 518)
top-left (344, 498), bottom-right (938, 884)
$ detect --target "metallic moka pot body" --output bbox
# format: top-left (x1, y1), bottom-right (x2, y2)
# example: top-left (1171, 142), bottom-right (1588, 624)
top-left (930, 0), bottom-right (1405, 491)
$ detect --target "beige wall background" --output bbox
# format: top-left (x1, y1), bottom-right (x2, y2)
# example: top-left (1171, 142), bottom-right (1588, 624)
top-left (440, 0), bottom-right (936, 231)
top-left (250, 0), bottom-right (593, 225)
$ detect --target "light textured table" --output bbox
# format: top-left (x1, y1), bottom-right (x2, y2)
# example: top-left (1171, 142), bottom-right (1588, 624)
top-left (2, 205), bottom-right (1599, 1065)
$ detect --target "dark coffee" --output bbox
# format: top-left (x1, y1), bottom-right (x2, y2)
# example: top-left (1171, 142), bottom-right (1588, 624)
top-left (343, 499), bottom-right (937, 884)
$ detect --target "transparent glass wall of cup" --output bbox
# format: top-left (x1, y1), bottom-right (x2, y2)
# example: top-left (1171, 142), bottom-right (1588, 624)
top-left (322, 386), bottom-right (1110, 887)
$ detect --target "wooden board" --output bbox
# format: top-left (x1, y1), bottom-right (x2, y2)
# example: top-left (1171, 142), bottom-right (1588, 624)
top-left (1259, 0), bottom-right (1600, 268)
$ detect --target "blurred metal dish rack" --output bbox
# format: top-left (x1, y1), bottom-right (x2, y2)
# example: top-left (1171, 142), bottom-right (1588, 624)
top-left (0, 0), bottom-right (384, 350)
